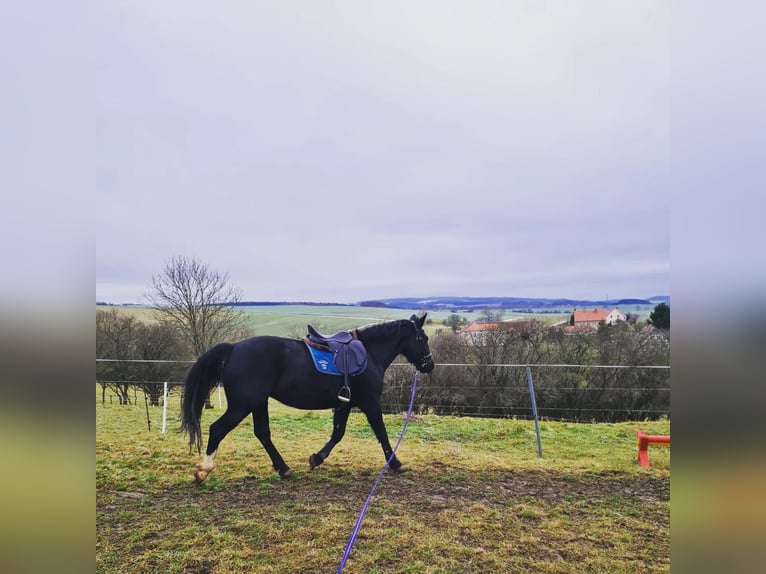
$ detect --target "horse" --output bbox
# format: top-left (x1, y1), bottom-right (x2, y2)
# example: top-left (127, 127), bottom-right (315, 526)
top-left (181, 312), bottom-right (434, 483)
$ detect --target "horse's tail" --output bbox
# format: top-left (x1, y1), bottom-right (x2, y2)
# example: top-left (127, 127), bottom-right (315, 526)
top-left (180, 343), bottom-right (235, 454)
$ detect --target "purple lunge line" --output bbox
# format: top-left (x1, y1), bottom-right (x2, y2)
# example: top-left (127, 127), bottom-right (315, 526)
top-left (336, 372), bottom-right (419, 573)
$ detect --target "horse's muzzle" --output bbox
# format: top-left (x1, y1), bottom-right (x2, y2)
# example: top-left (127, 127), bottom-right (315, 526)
top-left (417, 354), bottom-right (435, 373)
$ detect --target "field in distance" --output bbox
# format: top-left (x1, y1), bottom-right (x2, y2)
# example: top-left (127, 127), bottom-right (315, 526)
top-left (96, 304), bottom-right (572, 338)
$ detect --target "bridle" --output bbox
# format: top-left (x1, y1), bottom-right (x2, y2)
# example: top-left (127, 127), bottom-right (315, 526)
top-left (409, 319), bottom-right (433, 371)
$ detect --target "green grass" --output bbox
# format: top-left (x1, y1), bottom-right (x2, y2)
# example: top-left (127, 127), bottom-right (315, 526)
top-left (97, 388), bottom-right (669, 573)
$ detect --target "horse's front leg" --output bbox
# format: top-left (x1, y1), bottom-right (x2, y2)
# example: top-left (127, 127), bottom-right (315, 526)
top-left (361, 402), bottom-right (406, 472)
top-left (310, 404), bottom-right (351, 470)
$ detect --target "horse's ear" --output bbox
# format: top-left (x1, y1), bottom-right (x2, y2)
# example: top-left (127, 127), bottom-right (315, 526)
top-left (413, 312), bottom-right (427, 327)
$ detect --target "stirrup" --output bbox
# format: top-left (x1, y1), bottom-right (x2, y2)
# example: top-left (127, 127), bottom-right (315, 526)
top-left (337, 385), bottom-right (351, 403)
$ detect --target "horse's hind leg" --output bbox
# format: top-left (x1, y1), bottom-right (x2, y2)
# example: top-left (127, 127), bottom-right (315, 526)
top-left (194, 407), bottom-right (249, 484)
top-left (252, 402), bottom-right (292, 478)
top-left (310, 404), bottom-right (351, 470)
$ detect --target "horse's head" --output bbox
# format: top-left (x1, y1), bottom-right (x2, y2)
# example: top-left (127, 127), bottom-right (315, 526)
top-left (402, 312), bottom-right (435, 373)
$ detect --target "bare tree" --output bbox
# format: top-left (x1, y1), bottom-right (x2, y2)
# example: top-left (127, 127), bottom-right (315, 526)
top-left (443, 313), bottom-right (467, 333)
top-left (96, 309), bottom-right (139, 405)
top-left (147, 256), bottom-right (252, 407)
top-left (96, 309), bottom-right (189, 406)
top-left (132, 322), bottom-right (189, 406)
top-left (148, 256), bottom-right (250, 353)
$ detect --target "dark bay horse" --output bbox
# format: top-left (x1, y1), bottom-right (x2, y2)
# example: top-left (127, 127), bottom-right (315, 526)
top-left (181, 313), bottom-right (434, 483)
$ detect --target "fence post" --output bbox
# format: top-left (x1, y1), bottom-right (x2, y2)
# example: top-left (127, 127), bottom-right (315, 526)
top-left (525, 365), bottom-right (543, 457)
top-left (161, 381), bottom-right (168, 434)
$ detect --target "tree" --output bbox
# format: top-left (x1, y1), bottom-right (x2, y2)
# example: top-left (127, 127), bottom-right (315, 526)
top-left (412, 331), bottom-right (470, 415)
top-left (96, 309), bottom-right (139, 404)
top-left (479, 309), bottom-right (504, 324)
top-left (148, 256), bottom-right (250, 355)
top-left (443, 313), bottom-right (467, 333)
top-left (96, 309), bottom-right (188, 406)
top-left (147, 256), bottom-right (252, 407)
top-left (132, 322), bottom-right (188, 406)
top-left (647, 303), bottom-right (670, 330)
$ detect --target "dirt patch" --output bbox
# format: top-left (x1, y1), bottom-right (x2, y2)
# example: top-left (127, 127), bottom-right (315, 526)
top-left (99, 465), bottom-right (668, 516)
top-left (377, 464), bottom-right (670, 506)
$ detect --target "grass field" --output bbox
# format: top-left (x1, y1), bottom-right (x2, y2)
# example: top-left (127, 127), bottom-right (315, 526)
top-left (96, 304), bottom-right (572, 338)
top-left (96, 388), bottom-right (670, 573)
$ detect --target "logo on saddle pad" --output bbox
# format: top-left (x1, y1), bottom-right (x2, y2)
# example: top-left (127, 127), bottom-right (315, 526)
top-left (303, 325), bottom-right (368, 377)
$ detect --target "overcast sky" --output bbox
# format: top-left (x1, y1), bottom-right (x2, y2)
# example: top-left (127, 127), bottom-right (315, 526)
top-left (94, 1), bottom-right (669, 304)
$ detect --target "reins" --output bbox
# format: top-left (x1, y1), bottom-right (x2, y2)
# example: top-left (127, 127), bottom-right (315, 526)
top-left (336, 370), bottom-right (419, 574)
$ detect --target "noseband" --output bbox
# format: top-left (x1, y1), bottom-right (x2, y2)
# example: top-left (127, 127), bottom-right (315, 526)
top-left (416, 352), bottom-right (433, 371)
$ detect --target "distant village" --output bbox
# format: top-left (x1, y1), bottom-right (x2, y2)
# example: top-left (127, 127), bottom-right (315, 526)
top-left (458, 307), bottom-right (662, 340)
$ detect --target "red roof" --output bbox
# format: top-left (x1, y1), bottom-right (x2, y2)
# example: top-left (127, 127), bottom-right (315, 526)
top-left (573, 309), bottom-right (608, 323)
top-left (461, 319), bottom-right (538, 333)
top-left (462, 322), bottom-right (502, 333)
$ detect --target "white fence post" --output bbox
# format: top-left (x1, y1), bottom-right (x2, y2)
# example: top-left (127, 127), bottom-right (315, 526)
top-left (161, 381), bottom-right (168, 434)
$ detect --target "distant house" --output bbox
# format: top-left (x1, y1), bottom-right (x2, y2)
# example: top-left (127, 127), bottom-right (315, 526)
top-left (460, 319), bottom-right (538, 344)
top-left (570, 308), bottom-right (627, 328)
top-left (460, 321), bottom-right (503, 344)
top-left (461, 322), bottom-right (504, 334)
top-left (605, 308), bottom-right (627, 325)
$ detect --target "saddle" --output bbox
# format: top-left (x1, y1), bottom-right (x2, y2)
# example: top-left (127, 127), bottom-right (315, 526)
top-left (307, 324), bottom-right (354, 347)
top-left (304, 325), bottom-right (367, 402)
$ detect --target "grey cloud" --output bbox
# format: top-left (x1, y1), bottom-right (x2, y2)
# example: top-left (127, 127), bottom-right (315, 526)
top-left (92, 1), bottom-right (669, 304)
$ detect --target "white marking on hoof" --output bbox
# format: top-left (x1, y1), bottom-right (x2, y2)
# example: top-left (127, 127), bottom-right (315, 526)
top-left (194, 451), bottom-right (217, 483)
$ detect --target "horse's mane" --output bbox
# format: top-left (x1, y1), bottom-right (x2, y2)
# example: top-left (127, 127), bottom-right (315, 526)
top-left (356, 319), bottom-right (407, 340)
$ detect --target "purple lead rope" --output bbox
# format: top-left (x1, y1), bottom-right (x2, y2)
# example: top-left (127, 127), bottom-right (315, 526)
top-left (336, 371), bottom-right (419, 574)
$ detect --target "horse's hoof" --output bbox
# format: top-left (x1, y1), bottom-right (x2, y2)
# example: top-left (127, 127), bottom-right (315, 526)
top-left (309, 454), bottom-right (321, 470)
top-left (390, 465), bottom-right (408, 474)
top-left (280, 468), bottom-right (294, 479)
top-left (194, 469), bottom-right (207, 484)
